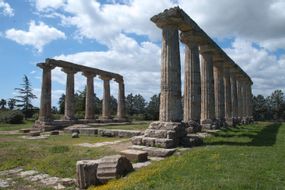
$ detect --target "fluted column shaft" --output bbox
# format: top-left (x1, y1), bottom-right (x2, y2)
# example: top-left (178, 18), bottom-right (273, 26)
top-left (180, 33), bottom-right (201, 123)
top-left (237, 79), bottom-right (243, 119)
top-left (83, 72), bottom-right (96, 120)
top-left (242, 81), bottom-right (247, 118)
top-left (38, 63), bottom-right (55, 122)
top-left (224, 66), bottom-right (232, 124)
top-left (159, 25), bottom-right (182, 122)
top-left (116, 79), bottom-right (125, 119)
top-left (62, 68), bottom-right (77, 120)
top-left (200, 47), bottom-right (215, 124)
top-left (231, 73), bottom-right (238, 119)
top-left (213, 61), bottom-right (225, 121)
top-left (101, 76), bottom-right (112, 119)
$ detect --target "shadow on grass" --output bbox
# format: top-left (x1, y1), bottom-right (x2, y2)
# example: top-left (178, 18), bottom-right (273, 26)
top-left (205, 122), bottom-right (282, 147)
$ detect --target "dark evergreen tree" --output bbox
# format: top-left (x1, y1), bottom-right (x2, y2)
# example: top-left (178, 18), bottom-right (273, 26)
top-left (0, 99), bottom-right (6, 109)
top-left (145, 94), bottom-right (160, 120)
top-left (7, 98), bottom-right (16, 110)
top-left (14, 75), bottom-right (37, 118)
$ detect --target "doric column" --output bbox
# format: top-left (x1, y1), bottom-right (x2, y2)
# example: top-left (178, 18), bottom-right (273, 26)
top-left (248, 82), bottom-right (253, 119)
top-left (101, 76), bottom-right (112, 120)
top-left (180, 32), bottom-right (201, 123)
top-left (242, 79), bottom-right (247, 120)
top-left (156, 24), bottom-right (182, 122)
top-left (237, 79), bottom-right (243, 120)
top-left (38, 61), bottom-right (55, 122)
top-left (224, 64), bottom-right (232, 125)
top-left (230, 70), bottom-right (238, 124)
top-left (213, 59), bottom-right (225, 125)
top-left (115, 77), bottom-right (125, 120)
top-left (200, 45), bottom-right (215, 127)
top-left (83, 71), bottom-right (96, 120)
top-left (62, 68), bottom-right (77, 120)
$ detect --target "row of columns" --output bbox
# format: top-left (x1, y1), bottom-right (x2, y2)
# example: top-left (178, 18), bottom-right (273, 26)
top-left (38, 61), bottom-right (125, 122)
top-left (154, 21), bottom-right (253, 127)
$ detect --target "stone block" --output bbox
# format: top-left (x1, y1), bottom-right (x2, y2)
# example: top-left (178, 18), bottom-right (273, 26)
top-left (72, 132), bottom-right (79, 138)
top-left (155, 138), bottom-right (174, 149)
top-left (19, 128), bottom-right (32, 133)
top-left (50, 130), bottom-right (59, 135)
top-left (142, 137), bottom-right (156, 147)
top-left (96, 155), bottom-right (133, 184)
top-left (131, 136), bottom-right (143, 145)
top-left (80, 128), bottom-right (98, 136)
top-left (130, 145), bottom-right (176, 157)
top-left (120, 149), bottom-right (148, 162)
top-left (144, 129), bottom-right (168, 138)
top-left (117, 130), bottom-right (141, 138)
top-left (76, 160), bottom-right (100, 189)
top-left (97, 129), bottom-right (117, 137)
top-left (29, 131), bottom-right (41, 137)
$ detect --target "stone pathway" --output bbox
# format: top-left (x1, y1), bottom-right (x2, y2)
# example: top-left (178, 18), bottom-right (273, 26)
top-left (0, 167), bottom-right (75, 189)
top-left (76, 139), bottom-right (128, 148)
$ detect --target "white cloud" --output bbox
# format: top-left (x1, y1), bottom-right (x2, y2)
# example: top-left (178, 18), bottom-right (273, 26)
top-left (225, 38), bottom-right (285, 96)
top-left (0, 0), bottom-right (14, 16)
top-left (30, 0), bottom-right (285, 98)
top-left (34, 0), bottom-right (66, 11)
top-left (52, 34), bottom-right (161, 99)
top-left (5, 20), bottom-right (66, 52)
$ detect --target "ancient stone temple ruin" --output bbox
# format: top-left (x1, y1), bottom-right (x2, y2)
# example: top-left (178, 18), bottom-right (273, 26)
top-left (132, 7), bottom-right (253, 148)
top-left (34, 58), bottom-right (126, 130)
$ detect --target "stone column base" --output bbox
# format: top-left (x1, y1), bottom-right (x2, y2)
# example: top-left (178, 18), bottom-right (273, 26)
top-left (201, 119), bottom-right (218, 129)
top-left (113, 117), bottom-right (128, 122)
top-left (225, 118), bottom-right (233, 127)
top-left (98, 117), bottom-right (113, 123)
top-left (184, 120), bottom-right (202, 133)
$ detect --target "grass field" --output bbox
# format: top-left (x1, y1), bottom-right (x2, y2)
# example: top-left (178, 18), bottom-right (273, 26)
top-left (0, 133), bottom-right (123, 178)
top-left (100, 123), bottom-right (150, 131)
top-left (0, 120), bottom-right (34, 131)
top-left (93, 122), bottom-right (285, 190)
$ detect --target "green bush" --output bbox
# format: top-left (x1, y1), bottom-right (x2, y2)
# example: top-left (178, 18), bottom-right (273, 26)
top-left (0, 110), bottom-right (24, 124)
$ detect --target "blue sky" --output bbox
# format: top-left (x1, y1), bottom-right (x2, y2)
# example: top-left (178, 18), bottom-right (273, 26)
top-left (1, 0), bottom-right (285, 108)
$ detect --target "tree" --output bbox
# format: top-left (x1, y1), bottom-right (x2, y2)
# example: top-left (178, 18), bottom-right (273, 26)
top-left (253, 95), bottom-right (269, 121)
top-left (14, 75), bottom-right (37, 118)
top-left (0, 99), bottom-right (6, 109)
top-left (110, 95), bottom-right (117, 115)
top-left (58, 94), bottom-right (65, 114)
top-left (269, 89), bottom-right (285, 120)
top-left (125, 93), bottom-right (146, 117)
top-left (145, 94), bottom-right (160, 120)
top-left (7, 98), bottom-right (16, 110)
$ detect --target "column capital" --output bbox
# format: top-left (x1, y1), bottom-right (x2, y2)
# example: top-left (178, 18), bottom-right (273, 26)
top-left (37, 63), bottom-right (56, 70)
top-left (100, 75), bottom-right (113, 81)
top-left (150, 7), bottom-right (181, 28)
top-left (180, 31), bottom-right (204, 45)
top-left (82, 71), bottom-right (96, 78)
top-left (61, 67), bottom-right (78, 74)
top-left (114, 77), bottom-right (124, 83)
top-left (199, 44), bottom-right (215, 54)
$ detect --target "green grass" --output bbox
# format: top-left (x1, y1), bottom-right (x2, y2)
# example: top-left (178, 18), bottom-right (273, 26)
top-left (99, 124), bottom-right (149, 131)
top-left (0, 120), bottom-right (34, 131)
top-left (0, 133), bottom-right (124, 178)
top-left (93, 122), bottom-right (285, 190)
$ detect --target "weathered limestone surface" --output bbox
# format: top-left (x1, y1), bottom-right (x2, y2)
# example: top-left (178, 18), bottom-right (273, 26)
top-left (120, 149), bottom-right (148, 162)
top-left (130, 145), bottom-right (176, 157)
top-left (180, 32), bottom-right (201, 124)
top-left (115, 78), bottom-right (126, 121)
top-left (76, 160), bottom-right (100, 189)
top-left (230, 71), bottom-right (238, 124)
top-left (154, 22), bottom-right (182, 122)
top-left (96, 155), bottom-right (133, 184)
top-left (213, 59), bottom-right (225, 126)
top-left (200, 46), bottom-right (215, 128)
top-left (101, 76), bottom-right (112, 120)
top-left (224, 64), bottom-right (233, 125)
top-left (237, 79), bottom-right (243, 120)
top-left (83, 72), bottom-right (96, 120)
top-left (62, 67), bottom-right (77, 120)
top-left (38, 62), bottom-right (55, 122)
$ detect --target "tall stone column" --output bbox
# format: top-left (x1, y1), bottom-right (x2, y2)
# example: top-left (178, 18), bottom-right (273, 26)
top-left (248, 83), bottom-right (253, 119)
top-left (230, 71), bottom-right (238, 125)
top-left (200, 45), bottom-right (215, 128)
top-left (180, 32), bottom-right (201, 124)
top-left (224, 64), bottom-right (232, 126)
top-left (237, 79), bottom-right (243, 121)
top-left (157, 24), bottom-right (182, 122)
top-left (83, 72), bottom-right (96, 120)
top-left (38, 62), bottom-right (55, 122)
top-left (101, 76), bottom-right (112, 120)
top-left (62, 68), bottom-right (77, 120)
top-left (213, 59), bottom-right (225, 126)
top-left (115, 78), bottom-right (126, 120)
